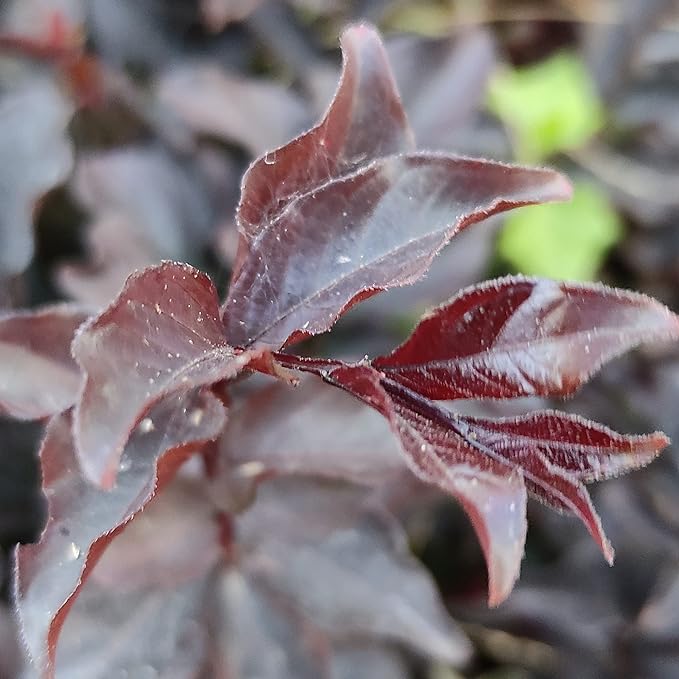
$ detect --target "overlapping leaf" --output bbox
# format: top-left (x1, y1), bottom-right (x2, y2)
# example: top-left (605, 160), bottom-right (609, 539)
top-left (373, 276), bottom-right (679, 400)
top-left (0, 305), bottom-right (89, 419)
top-left (15, 389), bottom-right (226, 677)
top-left (223, 24), bottom-right (571, 349)
top-left (72, 262), bottom-right (253, 488)
top-left (290, 361), bottom-right (670, 605)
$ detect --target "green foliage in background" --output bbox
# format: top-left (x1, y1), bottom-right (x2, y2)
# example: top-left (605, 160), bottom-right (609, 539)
top-left (488, 51), bottom-right (604, 161)
top-left (498, 182), bottom-right (622, 281)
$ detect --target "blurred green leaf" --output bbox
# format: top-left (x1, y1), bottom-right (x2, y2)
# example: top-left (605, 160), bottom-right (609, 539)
top-left (488, 52), bottom-right (604, 161)
top-left (497, 182), bottom-right (622, 281)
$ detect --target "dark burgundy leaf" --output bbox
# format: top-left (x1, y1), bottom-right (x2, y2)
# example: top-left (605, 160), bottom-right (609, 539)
top-left (223, 24), bottom-right (571, 350)
top-left (373, 276), bottom-right (679, 400)
top-left (233, 23), bottom-right (414, 250)
top-left (220, 376), bottom-right (405, 485)
top-left (72, 262), bottom-right (253, 488)
top-left (461, 410), bottom-right (667, 483)
top-left (308, 362), bottom-right (669, 604)
top-left (0, 305), bottom-right (89, 419)
top-left (15, 389), bottom-right (226, 677)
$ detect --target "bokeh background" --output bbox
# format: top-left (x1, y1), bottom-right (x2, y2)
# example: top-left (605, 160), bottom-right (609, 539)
top-left (2, 1), bottom-right (679, 677)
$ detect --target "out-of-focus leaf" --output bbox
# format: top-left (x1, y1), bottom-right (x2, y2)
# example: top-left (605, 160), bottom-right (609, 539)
top-left (488, 52), bottom-right (604, 161)
top-left (220, 377), bottom-right (405, 485)
top-left (199, 0), bottom-right (263, 32)
top-left (71, 146), bottom-right (213, 262)
top-left (331, 643), bottom-right (409, 679)
top-left (224, 23), bottom-right (570, 350)
top-left (254, 516), bottom-right (473, 665)
top-left (157, 65), bottom-right (308, 156)
top-left (498, 182), bottom-right (622, 280)
top-left (15, 390), bottom-right (226, 677)
top-left (72, 262), bottom-right (253, 488)
top-left (215, 570), bottom-right (330, 679)
top-left (372, 275), bottom-right (679, 400)
top-left (0, 603), bottom-right (22, 679)
top-left (0, 306), bottom-right (89, 419)
top-left (0, 78), bottom-right (74, 276)
top-left (239, 478), bottom-right (472, 666)
top-left (56, 214), bottom-right (156, 308)
top-left (53, 570), bottom-right (214, 679)
top-left (387, 29), bottom-right (496, 149)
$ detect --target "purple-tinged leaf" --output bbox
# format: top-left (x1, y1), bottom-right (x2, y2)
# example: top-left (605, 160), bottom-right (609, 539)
top-left (53, 569), bottom-right (215, 679)
top-left (0, 603), bottom-right (22, 679)
top-left (223, 24), bottom-right (570, 350)
top-left (220, 377), bottom-right (405, 485)
top-left (72, 262), bottom-right (253, 488)
top-left (373, 276), bottom-right (679, 400)
top-left (308, 362), bottom-right (669, 604)
top-left (0, 305), bottom-right (89, 419)
top-left (233, 23), bottom-right (414, 256)
top-left (461, 410), bottom-right (667, 483)
top-left (225, 154), bottom-right (569, 350)
top-left (15, 389), bottom-right (226, 678)
top-left (318, 364), bottom-right (527, 606)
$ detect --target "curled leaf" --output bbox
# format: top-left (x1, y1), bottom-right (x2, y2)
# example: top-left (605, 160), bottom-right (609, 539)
top-left (223, 24), bottom-right (570, 350)
top-left (73, 262), bottom-right (252, 488)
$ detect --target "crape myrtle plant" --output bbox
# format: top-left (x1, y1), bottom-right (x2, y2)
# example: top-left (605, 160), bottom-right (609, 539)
top-left (2, 22), bottom-right (679, 679)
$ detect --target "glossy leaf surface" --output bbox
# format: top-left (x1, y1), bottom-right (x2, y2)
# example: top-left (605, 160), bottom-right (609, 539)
top-left (223, 25), bottom-right (570, 349)
top-left (310, 362), bottom-right (669, 605)
top-left (73, 262), bottom-right (252, 488)
top-left (15, 390), bottom-right (226, 678)
top-left (374, 276), bottom-right (679, 400)
top-left (0, 306), bottom-right (89, 419)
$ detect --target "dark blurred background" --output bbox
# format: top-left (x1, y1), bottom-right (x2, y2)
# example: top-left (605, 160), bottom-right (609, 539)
top-left (2, 1), bottom-right (679, 677)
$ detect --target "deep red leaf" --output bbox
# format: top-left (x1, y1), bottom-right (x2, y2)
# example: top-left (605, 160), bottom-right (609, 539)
top-left (233, 23), bottom-right (414, 261)
top-left (461, 410), bottom-right (667, 483)
top-left (373, 276), bottom-right (679, 400)
top-left (14, 389), bottom-right (226, 678)
top-left (301, 362), bottom-right (670, 604)
top-left (72, 261), bottom-right (253, 488)
top-left (222, 25), bottom-right (570, 350)
top-left (306, 363), bottom-right (527, 606)
top-left (0, 305), bottom-right (89, 419)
